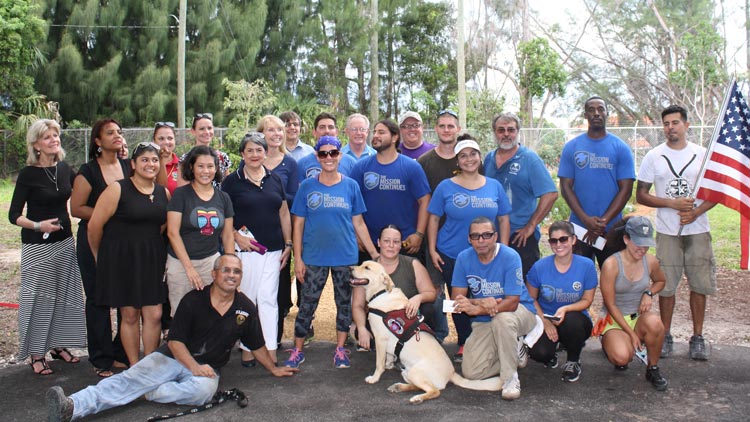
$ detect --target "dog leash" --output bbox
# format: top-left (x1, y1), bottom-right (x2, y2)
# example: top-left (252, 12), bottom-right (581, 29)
top-left (146, 388), bottom-right (248, 421)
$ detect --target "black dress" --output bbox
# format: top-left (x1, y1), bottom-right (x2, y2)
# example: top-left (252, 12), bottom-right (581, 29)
top-left (96, 178), bottom-right (168, 308)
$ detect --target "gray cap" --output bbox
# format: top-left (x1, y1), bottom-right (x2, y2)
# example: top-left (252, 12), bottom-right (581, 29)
top-left (625, 216), bottom-right (655, 247)
top-left (398, 111), bottom-right (422, 126)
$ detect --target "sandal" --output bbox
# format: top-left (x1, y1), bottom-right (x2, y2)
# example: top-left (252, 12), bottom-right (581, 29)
top-left (30, 357), bottom-right (53, 375)
top-left (50, 348), bottom-right (80, 363)
top-left (94, 367), bottom-right (114, 378)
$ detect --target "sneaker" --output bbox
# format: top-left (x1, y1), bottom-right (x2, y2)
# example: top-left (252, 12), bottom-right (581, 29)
top-left (333, 346), bottom-right (351, 368)
top-left (501, 372), bottom-right (521, 400)
top-left (283, 348), bottom-right (305, 368)
top-left (46, 386), bottom-right (73, 422)
top-left (661, 334), bottom-right (673, 358)
top-left (544, 353), bottom-right (558, 369)
top-left (304, 326), bottom-right (315, 346)
top-left (689, 335), bottom-right (710, 360)
top-left (453, 345), bottom-right (464, 363)
top-left (561, 361), bottom-right (581, 383)
top-left (517, 337), bottom-right (529, 369)
top-left (646, 365), bottom-right (668, 391)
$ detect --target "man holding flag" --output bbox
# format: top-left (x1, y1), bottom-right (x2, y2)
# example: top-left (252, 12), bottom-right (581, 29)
top-left (636, 105), bottom-right (716, 360)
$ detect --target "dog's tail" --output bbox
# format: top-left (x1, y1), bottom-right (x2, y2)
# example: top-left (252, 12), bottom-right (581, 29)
top-left (450, 373), bottom-right (502, 391)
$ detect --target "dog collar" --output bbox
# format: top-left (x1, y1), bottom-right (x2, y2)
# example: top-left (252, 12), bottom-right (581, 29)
top-left (370, 289), bottom-right (387, 301)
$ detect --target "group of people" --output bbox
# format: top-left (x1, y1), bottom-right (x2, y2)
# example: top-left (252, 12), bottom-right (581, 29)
top-left (8, 102), bottom-right (716, 421)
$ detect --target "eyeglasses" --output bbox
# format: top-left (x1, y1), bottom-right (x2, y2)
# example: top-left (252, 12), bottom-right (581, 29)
top-left (192, 113), bottom-right (213, 126)
top-left (548, 236), bottom-right (571, 245)
top-left (133, 141), bottom-right (161, 155)
top-left (347, 127), bottom-right (368, 133)
top-left (438, 109), bottom-right (458, 119)
top-left (317, 150), bottom-right (341, 158)
top-left (155, 121), bottom-right (175, 129)
top-left (220, 267), bottom-right (242, 275)
top-left (285, 121), bottom-right (301, 128)
top-left (400, 123), bottom-right (422, 130)
top-left (495, 127), bottom-right (517, 134)
top-left (469, 231), bottom-right (496, 240)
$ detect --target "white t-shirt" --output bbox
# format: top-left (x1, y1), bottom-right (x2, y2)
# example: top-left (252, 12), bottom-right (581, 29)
top-left (638, 142), bottom-right (710, 235)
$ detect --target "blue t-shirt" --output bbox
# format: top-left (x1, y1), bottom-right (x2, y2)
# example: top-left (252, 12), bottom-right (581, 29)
top-left (342, 143), bottom-right (376, 160)
top-left (291, 176), bottom-right (366, 266)
top-left (452, 244), bottom-right (536, 323)
top-left (526, 255), bottom-right (598, 319)
top-left (297, 153), bottom-right (357, 184)
top-left (427, 178), bottom-right (511, 259)
top-left (558, 133), bottom-right (635, 230)
top-left (349, 155), bottom-right (431, 242)
top-left (484, 146), bottom-right (557, 238)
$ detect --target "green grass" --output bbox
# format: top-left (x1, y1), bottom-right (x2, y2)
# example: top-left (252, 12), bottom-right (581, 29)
top-left (0, 179), bottom-right (21, 250)
top-left (707, 205), bottom-right (741, 270)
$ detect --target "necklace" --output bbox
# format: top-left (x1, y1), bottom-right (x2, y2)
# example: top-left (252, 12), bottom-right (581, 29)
top-left (133, 179), bottom-right (155, 203)
top-left (244, 167), bottom-right (264, 184)
top-left (43, 163), bottom-right (59, 191)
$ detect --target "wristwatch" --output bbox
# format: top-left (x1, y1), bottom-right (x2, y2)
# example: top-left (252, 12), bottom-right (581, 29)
top-left (642, 290), bottom-right (654, 297)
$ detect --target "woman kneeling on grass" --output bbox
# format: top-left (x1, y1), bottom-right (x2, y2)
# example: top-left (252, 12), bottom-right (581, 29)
top-left (598, 216), bottom-right (668, 391)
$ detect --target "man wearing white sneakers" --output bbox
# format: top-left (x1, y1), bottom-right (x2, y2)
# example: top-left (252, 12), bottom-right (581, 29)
top-left (452, 217), bottom-right (537, 400)
top-left (636, 104), bottom-right (716, 360)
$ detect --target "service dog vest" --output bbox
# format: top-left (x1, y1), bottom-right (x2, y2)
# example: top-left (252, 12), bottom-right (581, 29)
top-left (369, 304), bottom-right (434, 360)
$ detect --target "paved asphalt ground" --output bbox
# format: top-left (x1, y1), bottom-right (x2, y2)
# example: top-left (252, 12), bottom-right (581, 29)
top-left (2, 340), bottom-right (748, 421)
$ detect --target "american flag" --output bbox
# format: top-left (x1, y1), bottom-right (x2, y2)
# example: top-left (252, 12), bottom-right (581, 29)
top-left (696, 80), bottom-right (750, 269)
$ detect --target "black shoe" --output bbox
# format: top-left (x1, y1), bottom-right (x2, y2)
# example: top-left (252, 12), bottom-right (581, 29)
top-left (47, 386), bottom-right (73, 422)
top-left (561, 361), bottom-right (581, 382)
top-left (646, 365), bottom-right (668, 391)
top-left (544, 353), bottom-right (558, 369)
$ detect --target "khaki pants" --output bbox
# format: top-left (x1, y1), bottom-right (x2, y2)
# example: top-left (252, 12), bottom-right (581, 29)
top-left (462, 306), bottom-right (536, 384)
top-left (165, 252), bottom-right (219, 316)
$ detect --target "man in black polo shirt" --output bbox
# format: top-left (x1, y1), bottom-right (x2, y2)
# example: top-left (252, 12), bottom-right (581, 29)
top-left (47, 254), bottom-right (297, 421)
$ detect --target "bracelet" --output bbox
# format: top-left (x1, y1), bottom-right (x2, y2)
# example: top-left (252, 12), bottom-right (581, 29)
top-left (33, 222), bottom-right (41, 232)
top-left (285, 242), bottom-right (293, 248)
top-left (414, 231), bottom-right (425, 239)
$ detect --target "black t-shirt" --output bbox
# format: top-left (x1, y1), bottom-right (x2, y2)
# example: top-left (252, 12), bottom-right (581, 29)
top-left (157, 287), bottom-right (265, 369)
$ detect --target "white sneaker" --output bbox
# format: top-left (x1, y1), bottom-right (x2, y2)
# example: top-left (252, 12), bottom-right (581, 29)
top-left (501, 372), bottom-right (521, 400)
top-left (517, 336), bottom-right (529, 369)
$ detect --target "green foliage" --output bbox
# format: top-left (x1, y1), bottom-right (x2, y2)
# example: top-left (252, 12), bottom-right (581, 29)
top-left (222, 78), bottom-right (277, 153)
top-left (668, 21), bottom-right (724, 88)
top-left (465, 89), bottom-right (505, 148)
top-left (517, 38), bottom-right (566, 99)
top-left (535, 129), bottom-right (565, 168)
top-left (0, 0), bottom-right (45, 101)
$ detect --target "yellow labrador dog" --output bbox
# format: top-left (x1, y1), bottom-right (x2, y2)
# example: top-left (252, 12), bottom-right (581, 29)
top-left (350, 261), bottom-right (502, 403)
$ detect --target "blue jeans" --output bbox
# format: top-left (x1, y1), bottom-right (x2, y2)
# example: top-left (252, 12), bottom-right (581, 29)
top-left (71, 352), bottom-right (219, 419)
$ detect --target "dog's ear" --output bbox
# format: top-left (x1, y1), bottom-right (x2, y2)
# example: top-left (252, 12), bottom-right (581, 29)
top-left (382, 272), bottom-right (395, 292)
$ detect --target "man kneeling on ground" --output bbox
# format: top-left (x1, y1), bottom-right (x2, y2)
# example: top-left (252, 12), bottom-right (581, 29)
top-left (452, 216), bottom-right (537, 401)
top-left (48, 254), bottom-right (297, 421)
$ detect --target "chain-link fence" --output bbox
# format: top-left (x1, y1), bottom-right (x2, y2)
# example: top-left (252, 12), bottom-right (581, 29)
top-left (0, 125), bottom-right (715, 178)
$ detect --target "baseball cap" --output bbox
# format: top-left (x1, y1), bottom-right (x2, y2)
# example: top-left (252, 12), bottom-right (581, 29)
top-left (398, 111), bottom-right (423, 126)
top-left (315, 135), bottom-right (342, 151)
top-left (624, 216), bottom-right (655, 247)
top-left (454, 139), bottom-right (481, 155)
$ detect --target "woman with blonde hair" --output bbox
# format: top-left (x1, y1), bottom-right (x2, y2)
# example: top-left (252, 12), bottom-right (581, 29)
top-left (9, 119), bottom-right (86, 375)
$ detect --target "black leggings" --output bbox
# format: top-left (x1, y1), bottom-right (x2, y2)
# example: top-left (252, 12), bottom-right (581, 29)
top-left (529, 311), bottom-right (593, 363)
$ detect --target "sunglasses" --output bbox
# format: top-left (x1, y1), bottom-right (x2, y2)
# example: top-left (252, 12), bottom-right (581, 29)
top-left (399, 123), bottom-right (422, 130)
top-left (548, 235), bottom-right (571, 245)
top-left (192, 113), bottom-right (213, 125)
top-left (469, 231), bottom-right (496, 240)
top-left (133, 141), bottom-right (161, 155)
top-left (155, 121), bottom-right (176, 129)
top-left (317, 149), bottom-right (341, 158)
top-left (438, 109), bottom-right (458, 119)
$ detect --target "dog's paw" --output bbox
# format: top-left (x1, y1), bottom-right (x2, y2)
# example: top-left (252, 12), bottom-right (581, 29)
top-left (365, 375), bottom-right (380, 384)
top-left (409, 396), bottom-right (424, 404)
top-left (387, 383), bottom-right (403, 393)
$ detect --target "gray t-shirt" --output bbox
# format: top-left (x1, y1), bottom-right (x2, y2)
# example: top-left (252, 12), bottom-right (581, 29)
top-left (167, 184), bottom-right (234, 260)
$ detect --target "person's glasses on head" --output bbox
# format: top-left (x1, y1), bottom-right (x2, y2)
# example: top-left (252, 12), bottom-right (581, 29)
top-left (469, 231), bottom-right (496, 240)
top-left (317, 149), bottom-right (341, 158)
top-left (438, 109), bottom-right (458, 119)
top-left (133, 141), bottom-right (161, 156)
top-left (548, 235), bottom-right (571, 245)
top-left (192, 113), bottom-right (213, 126)
top-left (155, 121), bottom-right (176, 129)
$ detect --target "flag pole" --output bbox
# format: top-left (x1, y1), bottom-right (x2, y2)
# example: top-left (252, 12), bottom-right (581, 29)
top-left (676, 79), bottom-right (737, 236)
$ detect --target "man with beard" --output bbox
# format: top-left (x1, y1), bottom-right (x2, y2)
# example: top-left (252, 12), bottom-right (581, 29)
top-left (349, 118), bottom-right (431, 260)
top-left (558, 97), bottom-right (635, 268)
top-left (484, 112), bottom-right (557, 279)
